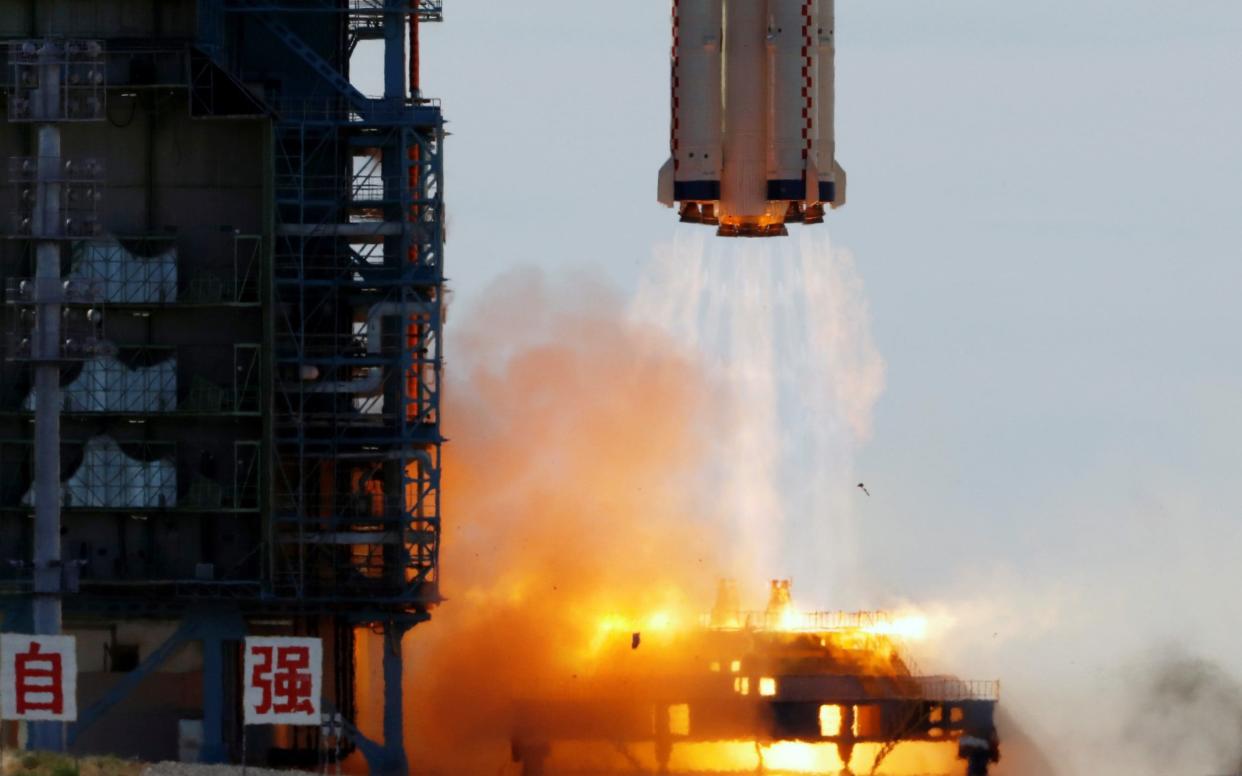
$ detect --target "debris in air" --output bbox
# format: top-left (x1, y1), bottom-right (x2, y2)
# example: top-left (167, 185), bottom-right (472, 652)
top-left (858, 482), bottom-right (871, 497)
top-left (631, 632), bottom-right (641, 650)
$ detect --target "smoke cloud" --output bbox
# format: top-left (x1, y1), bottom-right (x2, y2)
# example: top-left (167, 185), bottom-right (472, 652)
top-left (397, 268), bottom-right (732, 773)
top-left (1124, 650), bottom-right (1242, 774)
top-left (353, 232), bottom-right (1057, 775)
top-left (380, 233), bottom-right (907, 774)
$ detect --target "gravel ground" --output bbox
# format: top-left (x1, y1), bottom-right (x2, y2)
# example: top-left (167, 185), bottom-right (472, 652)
top-left (141, 766), bottom-right (316, 776)
top-left (0, 753), bottom-right (320, 776)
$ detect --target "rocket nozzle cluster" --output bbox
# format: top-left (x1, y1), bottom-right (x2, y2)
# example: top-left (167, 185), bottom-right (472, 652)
top-left (659, 0), bottom-right (846, 237)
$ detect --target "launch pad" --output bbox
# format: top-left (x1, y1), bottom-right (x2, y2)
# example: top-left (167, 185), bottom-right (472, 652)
top-left (511, 584), bottom-right (1000, 776)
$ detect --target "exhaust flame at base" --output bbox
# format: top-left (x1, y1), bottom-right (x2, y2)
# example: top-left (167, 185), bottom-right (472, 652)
top-left (510, 580), bottom-right (999, 775)
top-left (546, 739), bottom-right (959, 774)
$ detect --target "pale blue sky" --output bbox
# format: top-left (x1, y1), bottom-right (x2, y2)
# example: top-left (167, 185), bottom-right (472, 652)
top-left (402, 0), bottom-right (1242, 595)
top-left (369, 3), bottom-right (1242, 770)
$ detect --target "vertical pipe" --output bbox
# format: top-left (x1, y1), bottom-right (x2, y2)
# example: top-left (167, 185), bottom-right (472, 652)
top-left (200, 630), bottom-right (226, 763)
top-left (409, 5), bottom-right (420, 98)
top-left (30, 44), bottom-right (64, 753)
top-left (383, 0), bottom-right (406, 100)
top-left (32, 127), bottom-right (62, 629)
top-left (405, 1), bottom-right (424, 597)
top-left (319, 460), bottom-right (335, 544)
top-left (380, 622), bottom-right (409, 774)
top-left (261, 121), bottom-right (276, 597)
top-left (364, 7), bottom-right (419, 774)
top-left (196, 0), bottom-right (224, 55)
top-left (720, 0), bottom-right (769, 222)
top-left (407, 5), bottom-right (422, 429)
top-left (144, 97), bottom-right (156, 232)
top-left (378, 0), bottom-right (410, 600)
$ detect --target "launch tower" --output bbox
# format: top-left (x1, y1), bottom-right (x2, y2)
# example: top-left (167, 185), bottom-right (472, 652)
top-left (0, 1), bottom-right (445, 770)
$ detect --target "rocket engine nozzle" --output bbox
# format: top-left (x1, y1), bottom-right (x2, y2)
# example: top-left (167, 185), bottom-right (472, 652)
top-left (661, 0), bottom-right (846, 237)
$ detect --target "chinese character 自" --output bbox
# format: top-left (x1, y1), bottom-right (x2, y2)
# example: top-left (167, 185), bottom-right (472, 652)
top-left (15, 641), bottom-right (63, 715)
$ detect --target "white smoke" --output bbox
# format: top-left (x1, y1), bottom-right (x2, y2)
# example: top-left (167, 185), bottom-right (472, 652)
top-left (632, 226), bottom-right (885, 606)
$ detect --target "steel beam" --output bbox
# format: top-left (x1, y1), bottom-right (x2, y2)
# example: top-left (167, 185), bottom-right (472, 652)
top-left (384, 0), bottom-right (407, 101)
top-left (201, 626), bottom-right (228, 763)
top-left (29, 43), bottom-right (65, 755)
top-left (67, 611), bottom-right (246, 755)
top-left (377, 620), bottom-right (411, 775)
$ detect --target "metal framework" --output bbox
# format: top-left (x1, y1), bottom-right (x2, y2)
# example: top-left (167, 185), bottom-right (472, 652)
top-left (516, 587), bottom-right (1000, 775)
top-left (41, 236), bottom-right (263, 306)
top-left (223, 3), bottom-right (445, 771)
top-left (253, 3), bottom-right (444, 612)
top-left (513, 629), bottom-right (1001, 776)
top-left (1, 2), bottom-right (445, 770)
top-left (4, 4), bottom-right (444, 612)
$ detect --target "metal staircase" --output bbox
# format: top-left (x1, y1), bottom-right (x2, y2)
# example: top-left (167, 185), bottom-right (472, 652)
top-left (239, 0), bottom-right (372, 114)
top-left (219, 3), bottom-right (445, 606)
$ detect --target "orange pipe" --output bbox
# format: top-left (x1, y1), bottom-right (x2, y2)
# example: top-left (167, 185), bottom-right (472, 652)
top-left (405, 7), bottom-right (423, 539)
top-left (409, 5), bottom-right (420, 98)
top-left (319, 460), bottom-right (335, 519)
top-left (406, 5), bottom-right (421, 424)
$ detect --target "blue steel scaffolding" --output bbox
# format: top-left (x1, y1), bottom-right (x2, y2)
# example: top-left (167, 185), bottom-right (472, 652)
top-left (223, 1), bottom-right (446, 770)
top-left (0, 1), bottom-right (445, 771)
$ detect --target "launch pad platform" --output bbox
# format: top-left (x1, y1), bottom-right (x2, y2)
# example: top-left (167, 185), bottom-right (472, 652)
top-left (511, 591), bottom-right (1000, 776)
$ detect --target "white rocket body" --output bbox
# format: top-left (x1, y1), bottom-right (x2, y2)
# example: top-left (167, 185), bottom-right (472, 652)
top-left (720, 0), bottom-right (772, 224)
top-left (659, 0), bottom-right (845, 237)
top-left (662, 0), bottom-right (723, 204)
top-left (769, 0), bottom-right (817, 203)
top-left (816, 0), bottom-right (846, 207)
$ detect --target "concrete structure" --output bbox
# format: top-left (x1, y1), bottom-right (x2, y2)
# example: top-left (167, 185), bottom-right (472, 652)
top-left (0, 2), bottom-right (446, 771)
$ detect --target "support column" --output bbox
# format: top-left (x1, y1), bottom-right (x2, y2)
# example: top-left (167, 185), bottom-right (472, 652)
top-left (383, 0), bottom-right (406, 101)
top-left (376, 620), bottom-right (410, 775)
top-left (68, 612), bottom-right (244, 750)
top-left (513, 742), bottom-right (549, 776)
top-left (197, 0), bottom-right (226, 56)
top-left (200, 631), bottom-right (227, 763)
top-left (654, 705), bottom-right (672, 775)
top-left (958, 704), bottom-right (999, 776)
top-left (29, 43), bottom-right (65, 755)
top-left (836, 704), bottom-right (855, 775)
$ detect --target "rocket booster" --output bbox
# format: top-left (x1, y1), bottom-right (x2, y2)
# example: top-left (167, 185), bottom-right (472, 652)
top-left (658, 0), bottom-right (847, 237)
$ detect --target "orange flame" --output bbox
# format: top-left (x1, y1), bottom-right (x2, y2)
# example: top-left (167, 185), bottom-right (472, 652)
top-left (348, 274), bottom-right (961, 775)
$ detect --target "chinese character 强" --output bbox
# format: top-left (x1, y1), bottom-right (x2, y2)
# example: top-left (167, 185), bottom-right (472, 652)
top-left (241, 636), bottom-right (320, 726)
top-left (15, 641), bottom-right (63, 715)
top-left (249, 644), bottom-right (314, 715)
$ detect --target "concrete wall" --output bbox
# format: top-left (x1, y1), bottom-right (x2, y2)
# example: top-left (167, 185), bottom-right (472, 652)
top-left (75, 670), bottom-right (204, 760)
top-left (74, 621), bottom-right (203, 673)
top-left (0, 86), bottom-right (269, 583)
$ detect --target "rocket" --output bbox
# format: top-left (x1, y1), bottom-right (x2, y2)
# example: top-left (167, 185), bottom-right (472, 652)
top-left (657, 0), bottom-right (847, 238)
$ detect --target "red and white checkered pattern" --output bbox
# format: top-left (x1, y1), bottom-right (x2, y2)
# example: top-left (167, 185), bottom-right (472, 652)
top-left (799, 0), bottom-right (815, 162)
top-left (671, 0), bottom-right (681, 173)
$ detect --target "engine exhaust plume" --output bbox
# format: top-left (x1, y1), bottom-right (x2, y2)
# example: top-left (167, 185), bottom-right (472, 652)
top-left (393, 269), bottom-right (730, 774)
top-left (632, 228), bottom-right (885, 605)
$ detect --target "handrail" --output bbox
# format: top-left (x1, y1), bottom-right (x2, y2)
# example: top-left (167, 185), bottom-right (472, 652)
top-left (701, 609), bottom-right (897, 632)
